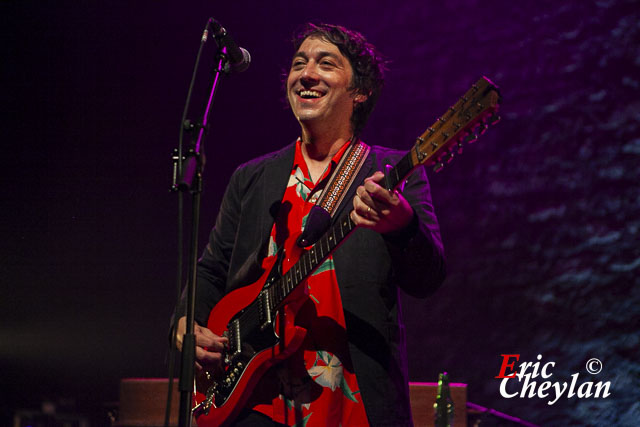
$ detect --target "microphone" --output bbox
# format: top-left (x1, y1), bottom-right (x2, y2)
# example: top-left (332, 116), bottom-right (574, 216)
top-left (209, 18), bottom-right (251, 72)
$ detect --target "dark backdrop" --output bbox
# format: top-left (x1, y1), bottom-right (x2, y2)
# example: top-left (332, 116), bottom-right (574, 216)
top-left (2, 1), bottom-right (638, 426)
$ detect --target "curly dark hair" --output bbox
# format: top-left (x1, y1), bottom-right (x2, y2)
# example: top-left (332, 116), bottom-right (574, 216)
top-left (291, 23), bottom-right (386, 136)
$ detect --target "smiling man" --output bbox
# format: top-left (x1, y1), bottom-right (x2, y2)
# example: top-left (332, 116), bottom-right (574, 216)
top-left (174, 23), bottom-right (446, 426)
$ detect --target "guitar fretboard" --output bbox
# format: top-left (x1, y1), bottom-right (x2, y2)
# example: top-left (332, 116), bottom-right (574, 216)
top-left (265, 210), bottom-right (353, 310)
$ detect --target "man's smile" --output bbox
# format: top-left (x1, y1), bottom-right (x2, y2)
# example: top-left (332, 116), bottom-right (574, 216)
top-left (297, 89), bottom-right (325, 99)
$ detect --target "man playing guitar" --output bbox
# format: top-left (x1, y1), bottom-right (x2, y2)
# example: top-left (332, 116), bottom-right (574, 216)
top-left (174, 23), bottom-right (446, 426)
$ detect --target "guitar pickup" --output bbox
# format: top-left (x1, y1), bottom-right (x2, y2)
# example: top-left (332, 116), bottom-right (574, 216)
top-left (227, 319), bottom-right (242, 357)
top-left (258, 290), bottom-right (273, 331)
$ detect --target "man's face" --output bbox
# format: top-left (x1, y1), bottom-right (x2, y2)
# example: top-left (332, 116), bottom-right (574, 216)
top-left (287, 37), bottom-right (361, 134)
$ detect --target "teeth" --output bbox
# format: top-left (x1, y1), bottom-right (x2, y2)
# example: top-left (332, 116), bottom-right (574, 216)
top-left (299, 90), bottom-right (322, 99)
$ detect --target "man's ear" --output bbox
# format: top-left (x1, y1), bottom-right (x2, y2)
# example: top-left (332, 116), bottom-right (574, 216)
top-left (354, 93), bottom-right (368, 104)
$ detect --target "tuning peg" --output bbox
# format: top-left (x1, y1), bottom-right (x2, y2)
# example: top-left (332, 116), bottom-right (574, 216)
top-left (488, 113), bottom-right (501, 125)
top-left (433, 161), bottom-right (445, 173)
top-left (445, 151), bottom-right (455, 163)
top-left (463, 133), bottom-right (478, 144)
top-left (477, 121), bottom-right (488, 135)
top-left (456, 141), bottom-right (464, 154)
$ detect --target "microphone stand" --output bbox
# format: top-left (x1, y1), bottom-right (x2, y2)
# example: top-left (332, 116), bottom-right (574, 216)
top-left (171, 25), bottom-right (234, 427)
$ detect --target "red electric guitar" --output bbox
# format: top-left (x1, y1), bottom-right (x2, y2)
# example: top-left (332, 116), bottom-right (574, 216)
top-left (192, 77), bottom-right (501, 426)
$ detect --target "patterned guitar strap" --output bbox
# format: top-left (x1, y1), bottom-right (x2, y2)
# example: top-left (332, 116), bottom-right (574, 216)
top-left (296, 139), bottom-right (370, 247)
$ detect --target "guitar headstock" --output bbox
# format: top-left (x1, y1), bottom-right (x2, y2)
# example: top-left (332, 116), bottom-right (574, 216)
top-left (411, 76), bottom-right (501, 172)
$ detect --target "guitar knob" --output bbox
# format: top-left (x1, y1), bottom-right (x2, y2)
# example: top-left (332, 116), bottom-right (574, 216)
top-left (234, 368), bottom-right (239, 375)
top-left (230, 373), bottom-right (235, 381)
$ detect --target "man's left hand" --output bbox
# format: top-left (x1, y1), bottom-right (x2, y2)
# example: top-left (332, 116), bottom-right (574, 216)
top-left (350, 171), bottom-right (414, 234)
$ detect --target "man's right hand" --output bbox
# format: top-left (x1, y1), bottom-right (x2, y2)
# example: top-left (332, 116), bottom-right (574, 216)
top-left (175, 316), bottom-right (228, 371)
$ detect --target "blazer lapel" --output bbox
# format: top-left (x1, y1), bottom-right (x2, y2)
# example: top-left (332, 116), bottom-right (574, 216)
top-left (258, 142), bottom-right (296, 244)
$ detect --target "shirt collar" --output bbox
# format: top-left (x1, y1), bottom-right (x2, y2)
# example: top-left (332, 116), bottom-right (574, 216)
top-left (292, 137), bottom-right (354, 177)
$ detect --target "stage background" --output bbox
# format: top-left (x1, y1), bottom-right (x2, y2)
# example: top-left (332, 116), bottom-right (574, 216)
top-left (1, 1), bottom-right (638, 425)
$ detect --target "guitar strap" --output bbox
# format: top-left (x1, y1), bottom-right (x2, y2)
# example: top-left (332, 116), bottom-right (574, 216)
top-left (297, 139), bottom-right (370, 247)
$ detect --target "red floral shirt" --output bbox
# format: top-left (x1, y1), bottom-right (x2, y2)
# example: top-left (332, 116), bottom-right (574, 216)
top-left (252, 139), bottom-right (369, 426)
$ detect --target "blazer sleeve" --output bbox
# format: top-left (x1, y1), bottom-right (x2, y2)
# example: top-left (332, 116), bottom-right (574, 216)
top-left (383, 165), bottom-right (446, 298)
top-left (173, 166), bottom-right (243, 327)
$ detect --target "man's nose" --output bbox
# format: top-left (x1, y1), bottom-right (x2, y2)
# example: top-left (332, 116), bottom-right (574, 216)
top-left (300, 63), bottom-right (319, 84)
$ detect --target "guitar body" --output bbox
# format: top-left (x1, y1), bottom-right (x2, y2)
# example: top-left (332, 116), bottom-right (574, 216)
top-left (194, 253), bottom-right (309, 427)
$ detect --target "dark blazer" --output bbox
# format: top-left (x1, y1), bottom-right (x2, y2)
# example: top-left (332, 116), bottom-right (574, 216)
top-left (182, 141), bottom-right (445, 426)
